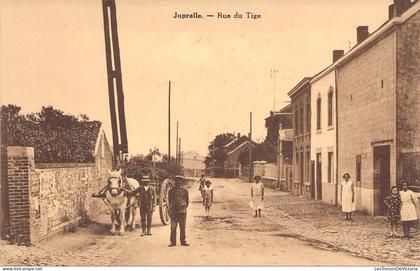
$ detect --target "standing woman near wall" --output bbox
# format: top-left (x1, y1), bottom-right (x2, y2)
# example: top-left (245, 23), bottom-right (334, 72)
top-left (399, 181), bottom-right (418, 238)
top-left (341, 173), bottom-right (355, 221)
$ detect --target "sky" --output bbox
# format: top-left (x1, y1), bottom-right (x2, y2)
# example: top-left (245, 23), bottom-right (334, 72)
top-left (0, 0), bottom-right (390, 157)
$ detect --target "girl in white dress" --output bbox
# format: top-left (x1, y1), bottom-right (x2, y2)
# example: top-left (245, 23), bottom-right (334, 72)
top-left (341, 173), bottom-right (356, 221)
top-left (399, 181), bottom-right (418, 238)
top-left (203, 180), bottom-right (214, 218)
top-left (251, 175), bottom-right (264, 217)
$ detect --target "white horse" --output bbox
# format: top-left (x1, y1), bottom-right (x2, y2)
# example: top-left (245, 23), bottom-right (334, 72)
top-left (105, 170), bottom-right (139, 235)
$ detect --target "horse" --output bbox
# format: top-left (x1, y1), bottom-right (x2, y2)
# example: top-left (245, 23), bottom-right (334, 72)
top-left (104, 171), bottom-right (139, 235)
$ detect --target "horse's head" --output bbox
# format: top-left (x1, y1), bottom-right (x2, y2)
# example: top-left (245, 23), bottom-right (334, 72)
top-left (108, 177), bottom-right (122, 197)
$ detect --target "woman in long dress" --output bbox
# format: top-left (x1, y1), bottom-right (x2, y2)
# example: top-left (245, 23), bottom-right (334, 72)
top-left (251, 175), bottom-right (264, 217)
top-left (399, 181), bottom-right (418, 238)
top-left (341, 173), bottom-right (355, 221)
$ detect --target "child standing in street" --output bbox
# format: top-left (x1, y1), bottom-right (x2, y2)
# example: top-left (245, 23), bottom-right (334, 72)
top-left (251, 175), bottom-right (264, 217)
top-left (399, 181), bottom-right (418, 238)
top-left (384, 186), bottom-right (401, 238)
top-left (203, 180), bottom-right (214, 218)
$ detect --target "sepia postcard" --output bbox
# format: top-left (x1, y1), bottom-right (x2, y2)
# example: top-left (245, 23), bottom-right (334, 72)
top-left (0, 0), bottom-right (419, 269)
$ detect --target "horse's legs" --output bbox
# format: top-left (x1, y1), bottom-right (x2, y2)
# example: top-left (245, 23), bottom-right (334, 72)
top-left (119, 207), bottom-right (126, 235)
top-left (110, 210), bottom-right (116, 234)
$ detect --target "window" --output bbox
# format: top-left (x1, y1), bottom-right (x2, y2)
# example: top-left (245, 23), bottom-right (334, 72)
top-left (328, 152), bottom-right (334, 183)
top-left (294, 109), bottom-right (299, 134)
top-left (306, 102), bottom-right (311, 133)
top-left (299, 107), bottom-right (304, 135)
top-left (317, 96), bottom-right (321, 130)
top-left (328, 90), bottom-right (333, 126)
top-left (356, 155), bottom-right (362, 185)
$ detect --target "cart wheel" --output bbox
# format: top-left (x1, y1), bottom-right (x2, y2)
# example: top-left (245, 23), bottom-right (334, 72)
top-left (159, 178), bottom-right (174, 225)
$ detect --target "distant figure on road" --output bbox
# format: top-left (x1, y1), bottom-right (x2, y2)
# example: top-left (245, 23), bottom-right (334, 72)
top-left (134, 176), bottom-right (156, 236)
top-left (168, 176), bottom-right (190, 247)
top-left (251, 175), bottom-right (264, 217)
top-left (341, 173), bottom-right (355, 221)
top-left (203, 180), bottom-right (214, 218)
top-left (198, 174), bottom-right (206, 204)
top-left (384, 185), bottom-right (401, 238)
top-left (399, 181), bottom-right (418, 238)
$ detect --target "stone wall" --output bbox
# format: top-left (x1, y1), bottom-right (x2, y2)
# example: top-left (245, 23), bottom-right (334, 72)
top-left (2, 146), bottom-right (112, 244)
top-left (337, 30), bottom-right (397, 215)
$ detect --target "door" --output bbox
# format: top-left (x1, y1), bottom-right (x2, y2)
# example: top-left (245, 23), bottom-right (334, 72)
top-left (316, 153), bottom-right (322, 200)
top-left (310, 161), bottom-right (315, 199)
top-left (373, 145), bottom-right (390, 215)
top-left (300, 151), bottom-right (304, 195)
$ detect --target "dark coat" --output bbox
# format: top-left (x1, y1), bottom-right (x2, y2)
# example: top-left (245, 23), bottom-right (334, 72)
top-left (168, 186), bottom-right (189, 214)
top-left (137, 186), bottom-right (156, 211)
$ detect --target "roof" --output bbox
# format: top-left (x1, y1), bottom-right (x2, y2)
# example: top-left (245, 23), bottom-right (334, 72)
top-left (279, 129), bottom-right (294, 141)
top-left (310, 1), bottom-right (420, 85)
top-left (227, 140), bottom-right (255, 155)
top-left (287, 77), bottom-right (312, 97)
top-left (223, 137), bottom-right (239, 148)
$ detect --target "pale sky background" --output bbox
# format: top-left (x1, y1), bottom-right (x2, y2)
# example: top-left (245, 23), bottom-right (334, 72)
top-left (1, 0), bottom-right (390, 157)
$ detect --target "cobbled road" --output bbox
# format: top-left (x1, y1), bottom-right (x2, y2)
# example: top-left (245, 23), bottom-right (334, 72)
top-left (0, 178), bottom-right (386, 266)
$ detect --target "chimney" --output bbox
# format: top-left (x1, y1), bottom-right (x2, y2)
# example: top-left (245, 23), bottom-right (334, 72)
top-left (393, 0), bottom-right (412, 16)
top-left (237, 133), bottom-right (241, 138)
top-left (389, 4), bottom-right (396, 19)
top-left (357, 26), bottom-right (369, 44)
top-left (333, 50), bottom-right (344, 63)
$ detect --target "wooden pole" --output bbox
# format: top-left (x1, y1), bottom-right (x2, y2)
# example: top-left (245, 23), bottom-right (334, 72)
top-left (249, 112), bottom-right (253, 182)
top-left (176, 121), bottom-right (179, 165)
top-left (168, 81), bottom-right (171, 165)
top-left (179, 137), bottom-right (182, 166)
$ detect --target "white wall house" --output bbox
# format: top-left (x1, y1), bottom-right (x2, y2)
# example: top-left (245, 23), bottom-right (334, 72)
top-left (310, 66), bottom-right (338, 205)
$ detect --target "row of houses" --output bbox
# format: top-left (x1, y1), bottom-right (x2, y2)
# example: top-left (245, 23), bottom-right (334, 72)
top-left (274, 0), bottom-right (420, 215)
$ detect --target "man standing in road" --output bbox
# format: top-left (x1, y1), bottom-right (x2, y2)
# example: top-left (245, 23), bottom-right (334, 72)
top-left (168, 176), bottom-right (190, 247)
top-left (137, 176), bottom-right (156, 236)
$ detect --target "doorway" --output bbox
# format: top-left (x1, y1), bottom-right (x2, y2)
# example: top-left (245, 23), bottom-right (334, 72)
top-left (316, 153), bottom-right (322, 200)
top-left (373, 145), bottom-right (391, 215)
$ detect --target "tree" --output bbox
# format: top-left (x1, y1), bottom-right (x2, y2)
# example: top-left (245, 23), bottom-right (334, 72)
top-left (1, 104), bottom-right (101, 163)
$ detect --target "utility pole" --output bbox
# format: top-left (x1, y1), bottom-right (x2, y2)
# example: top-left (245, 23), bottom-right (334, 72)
top-left (176, 121), bottom-right (179, 165)
top-left (271, 69), bottom-right (278, 112)
top-left (168, 81), bottom-right (171, 165)
top-left (178, 138), bottom-right (182, 166)
top-left (248, 112), bottom-right (253, 182)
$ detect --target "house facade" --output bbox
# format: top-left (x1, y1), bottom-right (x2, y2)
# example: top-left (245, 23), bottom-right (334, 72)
top-left (224, 134), bottom-right (255, 178)
top-left (180, 151), bottom-right (205, 177)
top-left (288, 77), bottom-right (313, 198)
top-left (336, 0), bottom-right (420, 215)
top-left (310, 50), bottom-right (343, 204)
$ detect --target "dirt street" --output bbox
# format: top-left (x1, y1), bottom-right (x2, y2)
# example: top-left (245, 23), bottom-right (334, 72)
top-left (0, 178), bottom-right (385, 266)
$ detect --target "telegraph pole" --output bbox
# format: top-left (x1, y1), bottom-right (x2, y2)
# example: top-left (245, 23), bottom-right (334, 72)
top-left (176, 121), bottom-right (179, 165)
top-left (248, 112), bottom-right (253, 182)
top-left (178, 138), bottom-right (182, 166)
top-left (168, 81), bottom-right (171, 165)
top-left (271, 69), bottom-right (278, 112)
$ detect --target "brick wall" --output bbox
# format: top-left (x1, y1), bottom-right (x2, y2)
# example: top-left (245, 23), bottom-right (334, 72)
top-left (0, 146), bottom-right (8, 239)
top-left (6, 147), bottom-right (34, 245)
top-left (337, 30), bottom-right (397, 215)
top-left (396, 10), bottom-right (420, 181)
